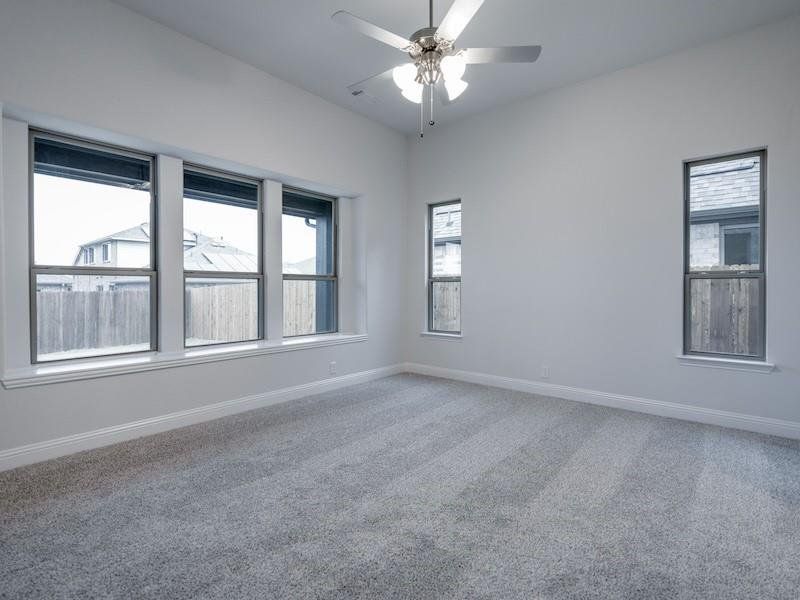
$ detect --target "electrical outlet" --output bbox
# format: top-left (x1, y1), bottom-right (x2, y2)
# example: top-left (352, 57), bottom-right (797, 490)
top-left (541, 365), bottom-right (550, 379)
top-left (329, 361), bottom-right (337, 375)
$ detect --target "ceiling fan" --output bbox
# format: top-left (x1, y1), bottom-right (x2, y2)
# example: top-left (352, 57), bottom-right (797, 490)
top-left (332, 0), bottom-right (542, 136)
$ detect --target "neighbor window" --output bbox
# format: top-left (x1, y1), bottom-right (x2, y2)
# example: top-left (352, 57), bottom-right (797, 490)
top-left (31, 132), bottom-right (156, 362)
top-left (183, 167), bottom-right (262, 347)
top-left (684, 151), bottom-right (765, 359)
top-left (282, 190), bottom-right (337, 336)
top-left (428, 201), bottom-right (461, 333)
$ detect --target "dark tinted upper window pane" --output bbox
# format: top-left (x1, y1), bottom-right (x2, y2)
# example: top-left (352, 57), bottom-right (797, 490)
top-left (688, 156), bottom-right (761, 271)
top-left (33, 137), bottom-right (152, 268)
top-left (282, 193), bottom-right (335, 275)
top-left (183, 170), bottom-right (259, 273)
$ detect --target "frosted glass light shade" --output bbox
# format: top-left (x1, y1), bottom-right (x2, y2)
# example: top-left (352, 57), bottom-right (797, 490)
top-left (402, 83), bottom-right (424, 104)
top-left (445, 78), bottom-right (468, 101)
top-left (393, 64), bottom-right (417, 90)
top-left (440, 54), bottom-right (466, 81)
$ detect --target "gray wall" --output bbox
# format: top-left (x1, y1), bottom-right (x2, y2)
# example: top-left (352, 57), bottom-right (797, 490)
top-left (405, 15), bottom-right (800, 423)
top-left (0, 0), bottom-right (407, 451)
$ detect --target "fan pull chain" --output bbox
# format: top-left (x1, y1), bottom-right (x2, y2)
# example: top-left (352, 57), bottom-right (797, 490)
top-left (419, 95), bottom-right (424, 138)
top-left (429, 84), bottom-right (435, 127)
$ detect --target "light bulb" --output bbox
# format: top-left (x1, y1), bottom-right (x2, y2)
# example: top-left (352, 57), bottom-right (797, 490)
top-left (401, 82), bottom-right (424, 104)
top-left (392, 63), bottom-right (417, 90)
top-left (440, 54), bottom-right (466, 81)
top-left (445, 78), bottom-right (468, 101)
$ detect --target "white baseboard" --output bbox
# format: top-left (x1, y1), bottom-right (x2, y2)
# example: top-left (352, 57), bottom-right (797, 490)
top-left (4, 361), bottom-right (797, 472)
top-left (403, 362), bottom-right (800, 440)
top-left (0, 364), bottom-right (404, 472)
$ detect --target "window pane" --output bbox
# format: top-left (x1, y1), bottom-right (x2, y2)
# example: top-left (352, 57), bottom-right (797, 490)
top-left (687, 277), bottom-right (762, 356)
top-left (688, 156), bottom-right (761, 271)
top-left (431, 281), bottom-right (461, 333)
top-left (183, 170), bottom-right (259, 272)
top-left (35, 274), bottom-right (151, 361)
top-left (431, 203), bottom-right (461, 277)
top-left (283, 279), bottom-right (336, 336)
top-left (185, 278), bottom-right (259, 347)
top-left (282, 194), bottom-right (334, 275)
top-left (33, 139), bottom-right (152, 268)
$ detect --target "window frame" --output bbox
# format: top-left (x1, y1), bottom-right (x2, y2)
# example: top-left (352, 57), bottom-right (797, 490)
top-left (427, 199), bottom-right (462, 335)
top-left (182, 163), bottom-right (264, 348)
top-left (683, 149), bottom-right (766, 360)
top-left (28, 129), bottom-right (158, 364)
top-left (281, 187), bottom-right (338, 338)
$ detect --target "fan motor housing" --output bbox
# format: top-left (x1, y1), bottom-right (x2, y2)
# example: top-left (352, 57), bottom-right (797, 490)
top-left (410, 27), bottom-right (438, 48)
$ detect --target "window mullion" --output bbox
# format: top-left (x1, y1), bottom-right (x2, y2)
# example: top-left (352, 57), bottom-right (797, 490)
top-left (157, 154), bottom-right (184, 355)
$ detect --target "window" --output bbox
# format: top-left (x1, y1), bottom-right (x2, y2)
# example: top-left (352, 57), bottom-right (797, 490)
top-left (183, 167), bottom-right (262, 347)
top-left (428, 201), bottom-right (461, 333)
top-left (282, 190), bottom-right (336, 336)
top-left (685, 151), bottom-right (765, 359)
top-left (31, 132), bottom-right (156, 362)
top-left (101, 242), bottom-right (110, 263)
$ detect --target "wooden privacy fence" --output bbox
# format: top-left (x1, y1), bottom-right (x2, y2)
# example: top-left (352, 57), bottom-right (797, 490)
top-left (283, 280), bottom-right (316, 337)
top-left (37, 281), bottom-right (317, 353)
top-left (688, 277), bottom-right (761, 355)
top-left (185, 282), bottom-right (258, 343)
top-left (432, 282), bottom-right (461, 331)
top-left (36, 288), bottom-right (150, 354)
top-left (38, 279), bottom-right (756, 355)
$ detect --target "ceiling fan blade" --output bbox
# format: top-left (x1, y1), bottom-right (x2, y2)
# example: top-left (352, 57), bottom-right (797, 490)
top-left (436, 0), bottom-right (484, 43)
top-left (332, 11), bottom-right (411, 51)
top-left (346, 67), bottom-right (398, 97)
top-left (461, 45), bottom-right (542, 64)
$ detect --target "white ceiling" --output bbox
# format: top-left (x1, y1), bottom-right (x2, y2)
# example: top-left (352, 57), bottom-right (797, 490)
top-left (112, 0), bottom-right (800, 133)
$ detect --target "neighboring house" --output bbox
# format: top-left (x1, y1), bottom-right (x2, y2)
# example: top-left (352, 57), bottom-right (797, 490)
top-left (432, 205), bottom-right (461, 275)
top-left (283, 257), bottom-right (317, 275)
top-left (74, 223), bottom-right (153, 269)
top-left (67, 222), bottom-right (256, 290)
top-left (689, 157), bottom-right (760, 269)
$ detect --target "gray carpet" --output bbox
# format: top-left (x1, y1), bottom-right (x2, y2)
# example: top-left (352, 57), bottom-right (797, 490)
top-left (1, 374), bottom-right (799, 599)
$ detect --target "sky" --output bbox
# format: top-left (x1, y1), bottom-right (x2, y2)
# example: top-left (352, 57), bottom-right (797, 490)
top-left (33, 174), bottom-right (317, 268)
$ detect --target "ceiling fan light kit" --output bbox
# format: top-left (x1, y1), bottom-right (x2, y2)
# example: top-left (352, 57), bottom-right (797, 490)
top-left (333, 0), bottom-right (542, 138)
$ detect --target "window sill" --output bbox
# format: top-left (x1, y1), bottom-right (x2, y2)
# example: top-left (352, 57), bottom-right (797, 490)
top-left (676, 354), bottom-right (774, 374)
top-left (420, 331), bottom-right (463, 340)
top-left (1, 333), bottom-right (368, 389)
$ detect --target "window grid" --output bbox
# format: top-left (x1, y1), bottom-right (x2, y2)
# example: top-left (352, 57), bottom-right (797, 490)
top-left (683, 150), bottom-right (766, 360)
top-left (182, 164), bottom-right (264, 348)
top-left (29, 130), bottom-right (158, 364)
top-left (428, 200), bottom-right (462, 334)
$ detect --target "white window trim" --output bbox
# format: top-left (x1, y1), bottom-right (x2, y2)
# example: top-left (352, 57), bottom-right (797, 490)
top-left (676, 354), bottom-right (774, 374)
top-left (1, 333), bottom-right (368, 389)
top-left (420, 331), bottom-right (462, 340)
